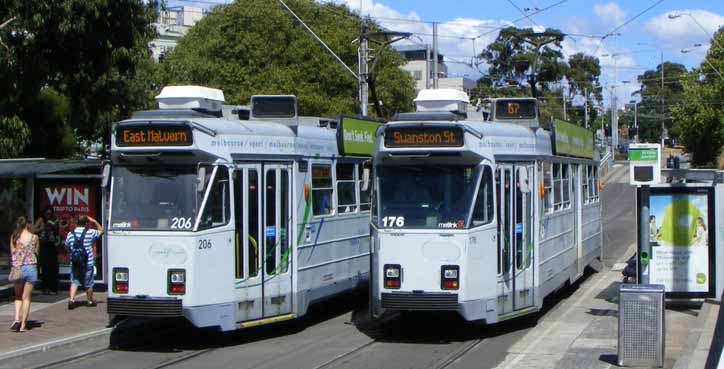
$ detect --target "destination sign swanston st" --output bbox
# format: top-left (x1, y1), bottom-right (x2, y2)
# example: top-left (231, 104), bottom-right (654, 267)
top-left (116, 125), bottom-right (193, 147)
top-left (384, 126), bottom-right (464, 148)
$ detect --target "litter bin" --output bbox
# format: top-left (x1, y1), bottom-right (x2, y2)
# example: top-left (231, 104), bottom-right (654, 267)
top-left (618, 284), bottom-right (665, 367)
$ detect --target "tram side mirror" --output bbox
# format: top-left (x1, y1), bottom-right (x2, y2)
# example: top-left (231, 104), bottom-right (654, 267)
top-left (196, 167), bottom-right (207, 192)
top-left (517, 167), bottom-right (531, 193)
top-left (361, 167), bottom-right (371, 192)
top-left (101, 163), bottom-right (111, 188)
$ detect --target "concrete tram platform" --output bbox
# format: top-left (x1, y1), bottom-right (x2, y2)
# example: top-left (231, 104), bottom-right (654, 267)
top-left (491, 263), bottom-right (722, 369)
top-left (0, 291), bottom-right (110, 361)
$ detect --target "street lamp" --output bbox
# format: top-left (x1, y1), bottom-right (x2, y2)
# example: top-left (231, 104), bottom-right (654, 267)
top-left (680, 44), bottom-right (724, 82)
top-left (669, 13), bottom-right (724, 53)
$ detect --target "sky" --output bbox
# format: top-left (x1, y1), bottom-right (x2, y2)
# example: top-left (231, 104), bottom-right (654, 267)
top-left (169, 0), bottom-right (724, 109)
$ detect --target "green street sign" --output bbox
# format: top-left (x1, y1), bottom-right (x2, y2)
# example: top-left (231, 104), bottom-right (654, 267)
top-left (629, 148), bottom-right (658, 161)
top-left (336, 116), bottom-right (383, 157)
top-left (552, 119), bottom-right (594, 159)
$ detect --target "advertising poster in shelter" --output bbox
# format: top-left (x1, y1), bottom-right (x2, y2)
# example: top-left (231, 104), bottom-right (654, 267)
top-left (648, 187), bottom-right (713, 295)
top-left (35, 179), bottom-right (103, 279)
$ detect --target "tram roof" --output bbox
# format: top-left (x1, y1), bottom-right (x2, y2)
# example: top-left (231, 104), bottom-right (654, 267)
top-left (381, 118), bottom-right (554, 159)
top-left (112, 110), bottom-right (342, 160)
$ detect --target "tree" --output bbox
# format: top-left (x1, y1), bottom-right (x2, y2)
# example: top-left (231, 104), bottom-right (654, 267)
top-left (480, 27), bottom-right (566, 98)
top-left (0, 1), bottom-right (158, 158)
top-left (634, 62), bottom-right (687, 143)
top-left (159, 0), bottom-right (414, 119)
top-left (671, 28), bottom-right (724, 166)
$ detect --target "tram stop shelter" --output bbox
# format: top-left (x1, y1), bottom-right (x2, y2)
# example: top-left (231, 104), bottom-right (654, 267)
top-left (635, 168), bottom-right (724, 299)
top-left (0, 158), bottom-right (106, 289)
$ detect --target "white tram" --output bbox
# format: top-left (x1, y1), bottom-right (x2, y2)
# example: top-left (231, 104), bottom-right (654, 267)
top-left (370, 90), bottom-right (602, 324)
top-left (106, 86), bottom-right (378, 331)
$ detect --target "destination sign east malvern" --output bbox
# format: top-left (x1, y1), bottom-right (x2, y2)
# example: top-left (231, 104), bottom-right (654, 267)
top-left (116, 125), bottom-right (193, 147)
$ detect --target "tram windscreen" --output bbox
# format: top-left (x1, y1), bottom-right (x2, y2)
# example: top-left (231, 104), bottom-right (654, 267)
top-left (110, 166), bottom-right (205, 231)
top-left (377, 165), bottom-right (480, 229)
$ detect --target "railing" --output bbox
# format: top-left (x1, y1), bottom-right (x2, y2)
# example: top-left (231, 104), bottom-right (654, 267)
top-left (600, 146), bottom-right (614, 178)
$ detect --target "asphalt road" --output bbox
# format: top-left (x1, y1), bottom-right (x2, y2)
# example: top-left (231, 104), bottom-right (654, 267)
top-left (8, 165), bottom-right (636, 369)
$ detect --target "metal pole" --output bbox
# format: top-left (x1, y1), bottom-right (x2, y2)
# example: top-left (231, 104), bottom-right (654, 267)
top-left (634, 103), bottom-right (638, 143)
top-left (432, 22), bottom-right (439, 89)
top-left (660, 51), bottom-right (665, 147)
top-left (584, 87), bottom-right (589, 128)
top-left (612, 54), bottom-right (619, 151)
top-left (359, 33), bottom-right (369, 116)
top-left (425, 45), bottom-right (431, 89)
top-left (639, 185), bottom-right (651, 284)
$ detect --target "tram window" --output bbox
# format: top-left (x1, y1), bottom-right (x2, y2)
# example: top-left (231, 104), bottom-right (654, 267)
top-left (588, 167), bottom-right (592, 201)
top-left (543, 162), bottom-right (553, 213)
top-left (472, 166), bottom-right (494, 226)
top-left (582, 165), bottom-right (589, 204)
top-left (233, 171), bottom-right (244, 279)
top-left (248, 170), bottom-right (259, 277)
top-left (312, 164), bottom-right (334, 216)
top-left (336, 163), bottom-right (357, 213)
top-left (359, 165), bottom-right (371, 211)
top-left (280, 170), bottom-right (290, 273)
top-left (198, 168), bottom-right (230, 230)
top-left (561, 164), bottom-right (570, 209)
top-left (553, 163), bottom-right (562, 210)
top-left (593, 167), bottom-right (600, 202)
top-left (265, 170), bottom-right (277, 274)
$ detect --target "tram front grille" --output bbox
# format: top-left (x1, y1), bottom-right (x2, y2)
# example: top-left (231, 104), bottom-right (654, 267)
top-left (381, 293), bottom-right (458, 311)
top-left (107, 297), bottom-right (182, 317)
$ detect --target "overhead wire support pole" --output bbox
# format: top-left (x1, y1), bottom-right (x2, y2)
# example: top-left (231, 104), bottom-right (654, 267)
top-left (433, 21), bottom-right (439, 89)
top-left (276, 0), bottom-right (358, 80)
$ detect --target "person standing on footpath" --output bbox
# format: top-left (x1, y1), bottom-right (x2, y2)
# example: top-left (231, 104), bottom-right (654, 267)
top-left (9, 216), bottom-right (39, 332)
top-left (64, 215), bottom-right (103, 309)
top-left (34, 208), bottom-right (60, 294)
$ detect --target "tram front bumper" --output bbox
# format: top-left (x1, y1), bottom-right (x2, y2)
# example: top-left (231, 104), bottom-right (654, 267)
top-left (107, 296), bottom-right (182, 318)
top-left (380, 292), bottom-right (458, 311)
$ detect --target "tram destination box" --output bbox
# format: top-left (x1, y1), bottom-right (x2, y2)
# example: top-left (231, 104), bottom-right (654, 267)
top-left (383, 125), bottom-right (464, 148)
top-left (116, 124), bottom-right (193, 147)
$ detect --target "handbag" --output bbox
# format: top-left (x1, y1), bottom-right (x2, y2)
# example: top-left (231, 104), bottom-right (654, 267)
top-left (8, 266), bottom-right (22, 283)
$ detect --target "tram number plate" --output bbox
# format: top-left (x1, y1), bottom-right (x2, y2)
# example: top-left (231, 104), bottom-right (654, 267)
top-left (382, 216), bottom-right (405, 228)
top-left (384, 126), bottom-right (463, 148)
top-left (198, 239), bottom-right (212, 250)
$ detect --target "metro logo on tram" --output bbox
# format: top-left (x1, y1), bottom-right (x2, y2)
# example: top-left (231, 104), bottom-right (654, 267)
top-left (116, 125), bottom-right (193, 147)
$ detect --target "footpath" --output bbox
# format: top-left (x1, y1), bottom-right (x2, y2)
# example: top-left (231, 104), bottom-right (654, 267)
top-left (492, 261), bottom-right (723, 369)
top-left (0, 289), bottom-right (109, 361)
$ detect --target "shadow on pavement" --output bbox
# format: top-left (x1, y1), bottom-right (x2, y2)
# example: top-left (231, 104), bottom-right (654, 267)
top-left (107, 289), bottom-right (368, 353)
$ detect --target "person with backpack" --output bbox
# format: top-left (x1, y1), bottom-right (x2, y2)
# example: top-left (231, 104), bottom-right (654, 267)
top-left (64, 215), bottom-right (103, 309)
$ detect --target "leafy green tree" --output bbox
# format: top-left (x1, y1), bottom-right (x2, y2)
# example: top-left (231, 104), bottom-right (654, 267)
top-left (480, 27), bottom-right (566, 98)
top-left (671, 28), bottom-right (724, 166)
top-left (0, 115), bottom-right (30, 158)
top-left (0, 1), bottom-right (158, 158)
top-left (634, 62), bottom-right (687, 143)
top-left (159, 0), bottom-right (414, 119)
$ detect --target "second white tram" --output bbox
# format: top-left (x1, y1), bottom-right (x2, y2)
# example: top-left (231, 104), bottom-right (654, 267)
top-left (370, 94), bottom-right (602, 324)
top-left (107, 86), bottom-right (374, 331)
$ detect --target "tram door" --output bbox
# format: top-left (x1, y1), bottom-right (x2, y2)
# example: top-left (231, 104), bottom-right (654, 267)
top-left (572, 164), bottom-right (584, 278)
top-left (497, 164), bottom-right (534, 314)
top-left (262, 165), bottom-right (293, 317)
top-left (233, 165), bottom-right (263, 322)
top-left (233, 164), bottom-right (293, 321)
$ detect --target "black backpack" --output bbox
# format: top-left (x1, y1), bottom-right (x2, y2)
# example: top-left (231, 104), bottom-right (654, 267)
top-left (70, 229), bottom-right (89, 268)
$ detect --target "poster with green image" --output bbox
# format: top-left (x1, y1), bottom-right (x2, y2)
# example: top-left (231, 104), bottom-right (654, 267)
top-left (649, 189), bottom-right (711, 294)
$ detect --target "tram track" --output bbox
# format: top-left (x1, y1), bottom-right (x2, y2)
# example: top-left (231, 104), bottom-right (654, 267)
top-left (434, 338), bottom-right (486, 369)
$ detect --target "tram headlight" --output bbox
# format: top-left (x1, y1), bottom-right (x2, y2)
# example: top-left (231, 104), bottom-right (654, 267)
top-left (383, 264), bottom-right (401, 289)
top-left (112, 268), bottom-right (129, 294)
top-left (168, 269), bottom-right (186, 295)
top-left (441, 265), bottom-right (460, 290)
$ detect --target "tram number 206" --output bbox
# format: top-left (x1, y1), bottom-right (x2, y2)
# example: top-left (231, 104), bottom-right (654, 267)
top-left (382, 216), bottom-right (405, 228)
top-left (198, 239), bottom-right (212, 250)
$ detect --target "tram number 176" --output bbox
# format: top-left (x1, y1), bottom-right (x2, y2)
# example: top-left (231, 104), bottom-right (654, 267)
top-left (382, 216), bottom-right (405, 228)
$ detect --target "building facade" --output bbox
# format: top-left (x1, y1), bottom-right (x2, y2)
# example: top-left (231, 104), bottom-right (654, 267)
top-left (149, 6), bottom-right (205, 62)
top-left (395, 45), bottom-right (475, 95)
